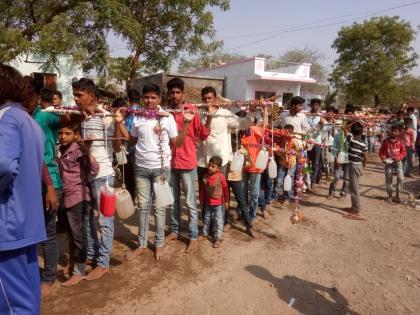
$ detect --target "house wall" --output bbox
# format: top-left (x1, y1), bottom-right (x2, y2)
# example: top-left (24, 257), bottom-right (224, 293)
top-left (11, 55), bottom-right (83, 106)
top-left (246, 80), bottom-right (301, 104)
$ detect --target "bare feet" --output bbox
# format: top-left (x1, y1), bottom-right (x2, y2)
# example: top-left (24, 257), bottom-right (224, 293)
top-left (186, 239), bottom-right (198, 253)
top-left (165, 233), bottom-right (178, 243)
top-left (41, 282), bottom-right (54, 297)
top-left (86, 266), bottom-right (109, 281)
top-left (223, 224), bottom-right (231, 232)
top-left (262, 211), bottom-right (270, 219)
top-left (155, 246), bottom-right (165, 260)
top-left (62, 275), bottom-right (85, 287)
top-left (213, 240), bottom-right (222, 248)
top-left (124, 247), bottom-right (148, 261)
top-left (246, 229), bottom-right (259, 239)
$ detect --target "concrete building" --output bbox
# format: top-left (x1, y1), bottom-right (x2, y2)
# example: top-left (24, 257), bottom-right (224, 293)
top-left (11, 54), bottom-right (83, 105)
top-left (188, 57), bottom-right (317, 107)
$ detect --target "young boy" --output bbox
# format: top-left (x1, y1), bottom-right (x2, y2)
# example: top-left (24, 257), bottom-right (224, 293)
top-left (58, 123), bottom-right (99, 286)
top-left (200, 156), bottom-right (229, 248)
top-left (275, 125), bottom-right (302, 204)
top-left (344, 122), bottom-right (367, 220)
top-left (401, 118), bottom-right (415, 178)
top-left (379, 125), bottom-right (406, 203)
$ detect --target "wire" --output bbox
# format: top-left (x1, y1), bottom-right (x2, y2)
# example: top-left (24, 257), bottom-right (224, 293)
top-left (223, 0), bottom-right (420, 51)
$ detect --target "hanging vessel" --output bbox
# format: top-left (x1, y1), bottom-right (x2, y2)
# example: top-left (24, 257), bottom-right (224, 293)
top-left (100, 185), bottom-right (116, 217)
top-left (284, 174), bottom-right (292, 191)
top-left (327, 151), bottom-right (335, 163)
top-left (116, 188), bottom-right (135, 219)
top-left (337, 151), bottom-right (346, 164)
top-left (230, 152), bottom-right (245, 172)
top-left (115, 148), bottom-right (127, 165)
top-left (268, 157), bottom-right (277, 178)
top-left (255, 149), bottom-right (269, 170)
top-left (153, 181), bottom-right (174, 207)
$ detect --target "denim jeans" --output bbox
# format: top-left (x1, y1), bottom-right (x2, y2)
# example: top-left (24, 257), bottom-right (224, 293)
top-left (403, 147), bottom-right (414, 176)
top-left (169, 168), bottom-right (199, 240)
top-left (275, 166), bottom-right (296, 201)
top-left (257, 168), bottom-right (273, 210)
top-left (87, 176), bottom-right (114, 268)
top-left (39, 188), bottom-right (61, 283)
top-left (366, 137), bottom-right (375, 153)
top-left (203, 205), bottom-right (223, 240)
top-left (385, 160), bottom-right (404, 197)
top-left (135, 167), bottom-right (170, 248)
top-left (308, 145), bottom-right (322, 184)
top-left (229, 180), bottom-right (252, 229)
top-left (243, 172), bottom-right (261, 218)
top-left (329, 163), bottom-right (349, 196)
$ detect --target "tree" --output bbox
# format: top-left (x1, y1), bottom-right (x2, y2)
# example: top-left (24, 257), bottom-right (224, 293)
top-left (103, 0), bottom-right (230, 87)
top-left (0, 0), bottom-right (110, 72)
top-left (330, 16), bottom-right (418, 106)
top-left (178, 51), bottom-right (245, 73)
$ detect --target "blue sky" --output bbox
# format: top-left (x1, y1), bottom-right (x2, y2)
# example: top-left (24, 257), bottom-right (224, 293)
top-left (108, 0), bottom-right (420, 75)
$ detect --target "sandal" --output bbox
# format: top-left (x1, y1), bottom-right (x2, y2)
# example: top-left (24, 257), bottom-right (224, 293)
top-left (343, 212), bottom-right (366, 220)
top-left (213, 240), bottom-right (222, 248)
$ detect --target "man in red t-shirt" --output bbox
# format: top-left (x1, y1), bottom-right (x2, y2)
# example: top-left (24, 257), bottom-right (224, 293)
top-left (165, 78), bottom-right (216, 253)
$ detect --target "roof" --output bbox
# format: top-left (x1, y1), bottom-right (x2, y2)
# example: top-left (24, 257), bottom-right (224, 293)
top-left (187, 57), bottom-right (258, 74)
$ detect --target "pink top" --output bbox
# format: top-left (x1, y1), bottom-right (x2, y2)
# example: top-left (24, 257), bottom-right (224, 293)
top-left (401, 128), bottom-right (415, 149)
top-left (59, 142), bottom-right (99, 209)
top-left (171, 104), bottom-right (210, 169)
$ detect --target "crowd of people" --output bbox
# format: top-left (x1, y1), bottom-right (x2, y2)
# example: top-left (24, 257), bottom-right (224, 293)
top-left (0, 62), bottom-right (419, 314)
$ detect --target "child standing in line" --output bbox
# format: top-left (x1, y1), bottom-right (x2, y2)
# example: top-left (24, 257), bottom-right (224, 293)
top-left (379, 125), bottom-right (406, 203)
top-left (275, 124), bottom-right (302, 205)
top-left (401, 118), bottom-right (415, 178)
top-left (200, 156), bottom-right (229, 248)
top-left (58, 123), bottom-right (99, 286)
top-left (344, 122), bottom-right (367, 220)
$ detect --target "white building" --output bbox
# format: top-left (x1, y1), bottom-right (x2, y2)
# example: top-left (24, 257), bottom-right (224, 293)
top-left (11, 54), bottom-right (83, 106)
top-left (188, 57), bottom-right (316, 107)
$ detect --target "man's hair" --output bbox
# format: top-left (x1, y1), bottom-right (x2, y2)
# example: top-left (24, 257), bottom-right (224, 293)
top-left (310, 98), bottom-right (321, 106)
top-left (201, 86), bottom-right (217, 97)
top-left (390, 124), bottom-right (400, 131)
top-left (53, 90), bottom-right (62, 99)
top-left (0, 63), bottom-right (23, 105)
top-left (60, 121), bottom-right (81, 134)
top-left (112, 97), bottom-right (126, 108)
top-left (167, 77), bottom-right (185, 92)
top-left (284, 124), bottom-right (294, 131)
top-left (407, 107), bottom-right (415, 113)
top-left (127, 88), bottom-right (141, 103)
top-left (40, 87), bottom-right (53, 103)
top-left (290, 96), bottom-right (305, 107)
top-left (209, 156), bottom-right (223, 168)
top-left (71, 78), bottom-right (97, 95)
top-left (142, 83), bottom-right (160, 96)
top-left (344, 103), bottom-right (354, 114)
top-left (350, 122), bottom-right (363, 136)
top-left (20, 76), bottom-right (42, 107)
top-left (404, 117), bottom-right (413, 124)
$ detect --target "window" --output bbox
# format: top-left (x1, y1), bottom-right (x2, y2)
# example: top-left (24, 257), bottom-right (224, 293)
top-left (255, 91), bottom-right (275, 100)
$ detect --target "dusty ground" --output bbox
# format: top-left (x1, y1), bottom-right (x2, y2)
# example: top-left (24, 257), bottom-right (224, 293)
top-left (41, 156), bottom-right (420, 315)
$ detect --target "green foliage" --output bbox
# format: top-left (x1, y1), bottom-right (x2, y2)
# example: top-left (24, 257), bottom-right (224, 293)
top-left (324, 90), bottom-right (338, 108)
top-left (330, 16), bottom-right (418, 106)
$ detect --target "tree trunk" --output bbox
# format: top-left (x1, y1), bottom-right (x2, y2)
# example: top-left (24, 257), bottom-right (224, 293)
top-left (374, 94), bottom-right (380, 107)
top-left (127, 48), bottom-right (141, 89)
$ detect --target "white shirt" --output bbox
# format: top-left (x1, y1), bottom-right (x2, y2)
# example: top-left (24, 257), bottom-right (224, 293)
top-left (130, 114), bottom-right (178, 169)
top-left (81, 114), bottom-right (115, 180)
top-left (197, 108), bottom-right (253, 167)
top-left (279, 111), bottom-right (310, 134)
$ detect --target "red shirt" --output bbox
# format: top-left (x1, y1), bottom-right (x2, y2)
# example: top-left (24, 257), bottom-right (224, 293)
top-left (199, 172), bottom-right (229, 206)
top-left (379, 137), bottom-right (406, 161)
top-left (171, 104), bottom-right (210, 169)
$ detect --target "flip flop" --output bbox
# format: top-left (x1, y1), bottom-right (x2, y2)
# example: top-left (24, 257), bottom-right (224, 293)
top-left (343, 212), bottom-right (366, 220)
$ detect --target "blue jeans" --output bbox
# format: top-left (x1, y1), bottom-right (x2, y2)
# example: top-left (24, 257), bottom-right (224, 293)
top-left (169, 168), bottom-right (199, 240)
top-left (308, 145), bottom-right (322, 184)
top-left (135, 167), bottom-right (170, 248)
top-left (329, 163), bottom-right (349, 196)
top-left (229, 180), bottom-right (252, 229)
top-left (87, 176), bottom-right (115, 268)
top-left (257, 169), bottom-right (273, 210)
top-left (404, 146), bottom-right (414, 176)
top-left (275, 166), bottom-right (296, 200)
top-left (385, 160), bottom-right (404, 197)
top-left (203, 205), bottom-right (223, 240)
top-left (243, 172), bottom-right (261, 218)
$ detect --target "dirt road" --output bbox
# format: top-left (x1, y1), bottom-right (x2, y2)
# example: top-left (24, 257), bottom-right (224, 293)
top-left (41, 157), bottom-right (420, 314)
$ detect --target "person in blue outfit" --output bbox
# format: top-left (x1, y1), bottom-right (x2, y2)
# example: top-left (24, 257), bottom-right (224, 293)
top-left (0, 63), bottom-right (46, 314)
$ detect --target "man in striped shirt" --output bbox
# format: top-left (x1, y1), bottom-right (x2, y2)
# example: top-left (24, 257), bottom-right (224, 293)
top-left (344, 122), bottom-right (367, 220)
